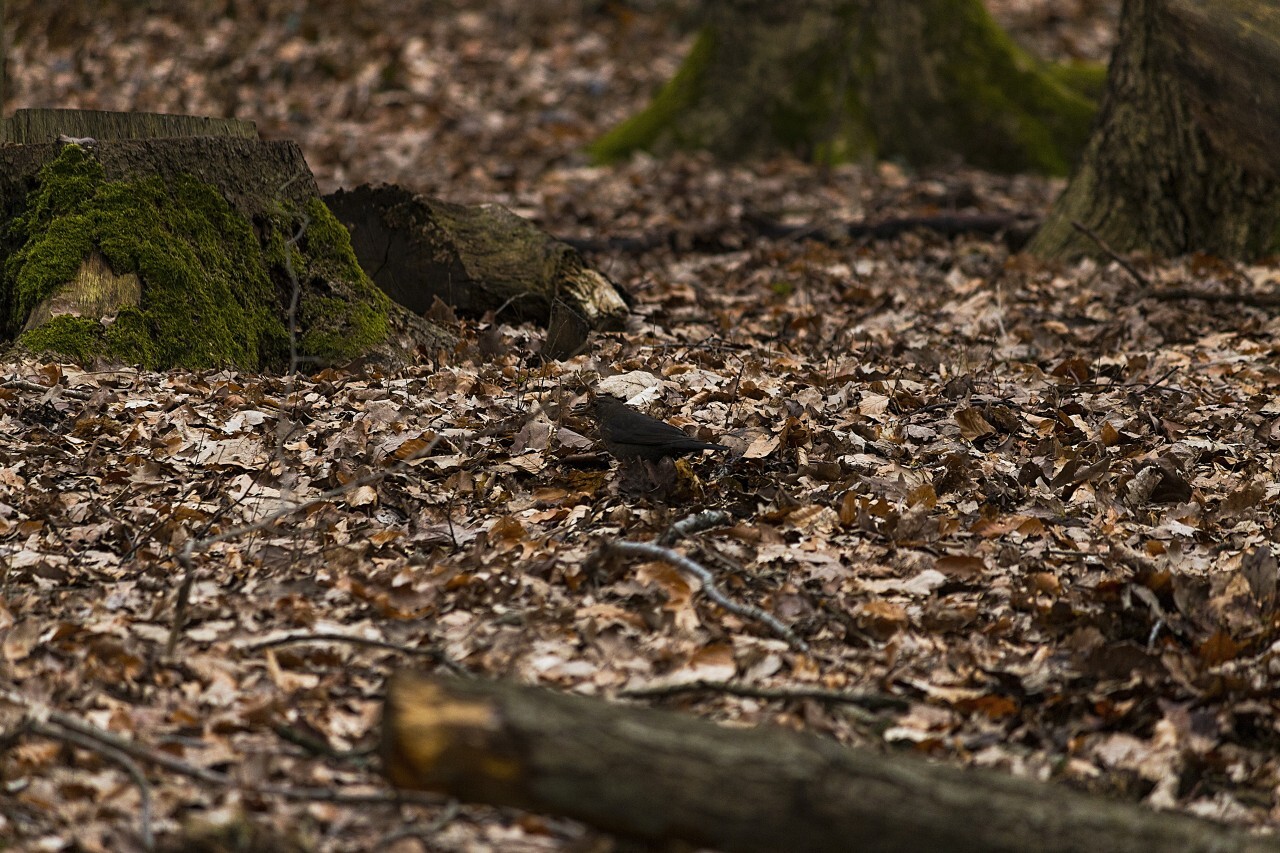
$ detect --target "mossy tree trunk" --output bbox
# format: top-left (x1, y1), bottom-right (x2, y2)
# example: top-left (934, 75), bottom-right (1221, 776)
top-left (1030, 0), bottom-right (1280, 260)
top-left (589, 0), bottom-right (1099, 175)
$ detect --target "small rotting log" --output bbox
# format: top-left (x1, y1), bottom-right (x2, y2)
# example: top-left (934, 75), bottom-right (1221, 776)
top-left (381, 672), bottom-right (1279, 853)
top-left (325, 184), bottom-right (628, 359)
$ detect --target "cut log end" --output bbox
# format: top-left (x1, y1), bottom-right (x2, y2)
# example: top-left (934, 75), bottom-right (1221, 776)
top-left (382, 672), bottom-right (529, 805)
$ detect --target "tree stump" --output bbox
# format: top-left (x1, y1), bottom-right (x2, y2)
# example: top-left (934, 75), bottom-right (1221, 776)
top-left (0, 109), bottom-right (447, 370)
top-left (1, 107), bottom-right (258, 143)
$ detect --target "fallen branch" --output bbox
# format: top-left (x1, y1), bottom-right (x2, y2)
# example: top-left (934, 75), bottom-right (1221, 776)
top-left (659, 509), bottom-right (732, 546)
top-left (166, 435), bottom-right (443, 657)
top-left (36, 720), bottom-right (155, 850)
top-left (617, 678), bottom-right (908, 714)
top-left (1, 376), bottom-right (95, 400)
top-left (600, 539), bottom-right (809, 652)
top-left (1070, 220), bottom-right (1151, 288)
top-left (238, 630), bottom-right (468, 675)
top-left (381, 672), bottom-right (1280, 853)
top-left (562, 212), bottom-right (1039, 255)
top-left (1149, 287), bottom-right (1280, 307)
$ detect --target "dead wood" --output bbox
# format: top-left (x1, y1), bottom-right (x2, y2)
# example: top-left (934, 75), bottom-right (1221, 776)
top-left (325, 184), bottom-right (628, 358)
top-left (1, 107), bottom-right (258, 143)
top-left (381, 672), bottom-right (1278, 853)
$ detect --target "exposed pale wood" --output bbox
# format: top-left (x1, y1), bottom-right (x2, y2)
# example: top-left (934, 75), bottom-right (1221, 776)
top-left (1, 108), bottom-right (257, 143)
top-left (22, 253), bottom-right (141, 332)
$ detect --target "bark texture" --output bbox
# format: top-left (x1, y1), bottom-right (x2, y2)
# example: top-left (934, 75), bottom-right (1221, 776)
top-left (1030, 0), bottom-right (1280, 260)
top-left (2, 107), bottom-right (258, 143)
top-left (591, 0), bottom-right (1097, 174)
top-left (382, 672), bottom-right (1277, 853)
top-left (325, 184), bottom-right (627, 358)
top-left (1161, 0), bottom-right (1280, 183)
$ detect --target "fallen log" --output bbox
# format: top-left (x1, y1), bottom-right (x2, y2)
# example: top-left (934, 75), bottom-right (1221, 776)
top-left (325, 184), bottom-right (628, 359)
top-left (381, 672), bottom-right (1277, 853)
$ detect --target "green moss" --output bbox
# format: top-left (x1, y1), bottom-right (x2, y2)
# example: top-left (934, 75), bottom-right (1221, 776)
top-left (589, 0), bottom-right (1097, 175)
top-left (298, 296), bottom-right (387, 358)
top-left (3, 147), bottom-right (103, 329)
top-left (281, 197), bottom-right (391, 362)
top-left (1046, 60), bottom-right (1108, 102)
top-left (103, 307), bottom-right (162, 367)
top-left (4, 146), bottom-right (388, 370)
top-left (589, 29), bottom-right (714, 164)
top-left (919, 0), bottom-right (1097, 175)
top-left (18, 315), bottom-right (105, 362)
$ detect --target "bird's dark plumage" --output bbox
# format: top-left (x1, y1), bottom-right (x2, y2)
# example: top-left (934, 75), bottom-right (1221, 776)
top-left (592, 395), bottom-right (726, 461)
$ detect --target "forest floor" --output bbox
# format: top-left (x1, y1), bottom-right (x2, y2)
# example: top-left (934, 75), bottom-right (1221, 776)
top-left (8, 1), bottom-right (1280, 851)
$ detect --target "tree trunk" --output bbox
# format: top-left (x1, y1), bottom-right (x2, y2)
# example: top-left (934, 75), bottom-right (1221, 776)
top-left (382, 672), bottom-right (1277, 853)
top-left (0, 0), bottom-right (6, 119)
top-left (590, 0), bottom-right (1098, 174)
top-left (1030, 0), bottom-right (1280, 260)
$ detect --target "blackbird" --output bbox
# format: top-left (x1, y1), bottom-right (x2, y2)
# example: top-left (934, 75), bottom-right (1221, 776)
top-left (592, 395), bottom-right (727, 461)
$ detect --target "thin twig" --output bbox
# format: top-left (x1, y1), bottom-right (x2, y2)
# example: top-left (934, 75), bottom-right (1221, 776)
top-left (1149, 287), bottom-right (1280, 307)
top-left (282, 211), bottom-right (310, 378)
top-left (7, 687), bottom-right (226, 786)
top-left (3, 685), bottom-right (443, 809)
top-left (1134, 365), bottom-right (1181, 394)
top-left (166, 434), bottom-right (442, 657)
top-left (34, 721), bottom-right (155, 850)
top-left (659, 509), bottom-right (731, 546)
top-left (1070, 220), bottom-right (1151, 288)
top-left (270, 722), bottom-right (377, 763)
top-left (378, 800), bottom-right (461, 847)
top-left (618, 678), bottom-right (908, 713)
top-left (602, 540), bottom-right (809, 652)
top-left (1, 377), bottom-right (93, 400)
top-left (239, 631), bottom-right (469, 676)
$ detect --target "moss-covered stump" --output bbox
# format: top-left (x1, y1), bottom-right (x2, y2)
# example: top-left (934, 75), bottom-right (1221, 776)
top-left (0, 139), bottom-right (446, 369)
top-left (589, 0), bottom-right (1100, 175)
top-left (326, 184), bottom-right (628, 359)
